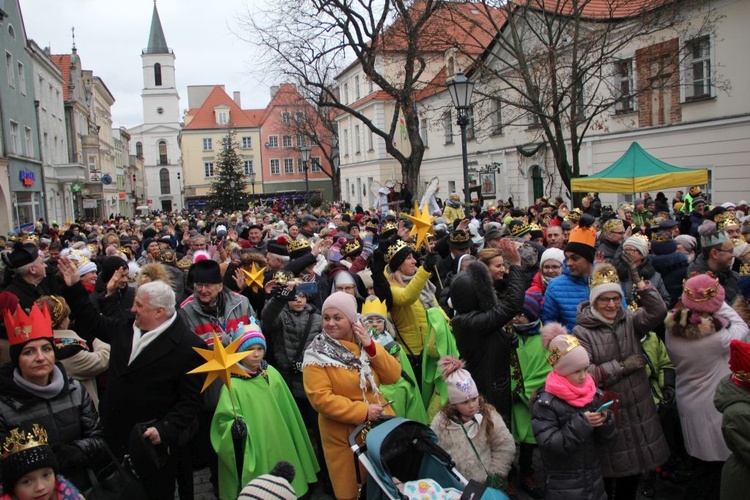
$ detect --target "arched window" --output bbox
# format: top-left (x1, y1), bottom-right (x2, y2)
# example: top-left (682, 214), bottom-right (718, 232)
top-left (159, 168), bottom-right (170, 194)
top-left (158, 140), bottom-right (168, 165)
top-left (135, 142), bottom-right (143, 158)
top-left (154, 63), bottom-right (162, 86)
top-left (447, 57), bottom-right (455, 77)
top-left (531, 165), bottom-right (544, 201)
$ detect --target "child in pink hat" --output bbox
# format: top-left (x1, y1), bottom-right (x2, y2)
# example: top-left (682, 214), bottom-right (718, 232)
top-left (532, 322), bottom-right (616, 499)
top-left (430, 356), bottom-right (516, 493)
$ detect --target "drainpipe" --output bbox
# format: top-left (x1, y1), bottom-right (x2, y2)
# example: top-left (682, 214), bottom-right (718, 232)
top-left (34, 99), bottom-right (50, 221)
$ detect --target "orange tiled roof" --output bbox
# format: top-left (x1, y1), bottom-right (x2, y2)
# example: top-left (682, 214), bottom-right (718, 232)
top-left (415, 67), bottom-right (448, 102)
top-left (258, 83), bottom-right (311, 124)
top-left (50, 54), bottom-right (72, 100)
top-left (523, 0), bottom-right (670, 20)
top-left (182, 86), bottom-right (263, 130)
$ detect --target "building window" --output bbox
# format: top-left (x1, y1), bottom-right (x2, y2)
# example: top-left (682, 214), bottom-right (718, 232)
top-left (367, 129), bottom-right (374, 151)
top-left (8, 25), bottom-right (15, 39)
top-left (420, 117), bottom-right (429, 147)
top-left (354, 125), bottom-right (361, 153)
top-left (270, 159), bottom-right (280, 175)
top-left (202, 138), bottom-right (213, 151)
top-left (6, 52), bottom-right (14, 88)
top-left (24, 127), bottom-right (32, 156)
top-left (311, 157), bottom-right (322, 172)
top-left (158, 140), bottom-right (168, 165)
top-left (342, 129), bottom-right (350, 156)
top-left (241, 136), bottom-right (252, 149)
top-left (267, 135), bottom-right (278, 148)
top-left (685, 35), bottom-right (711, 100)
top-left (296, 111), bottom-right (304, 123)
top-left (217, 112), bottom-right (228, 125)
top-left (17, 62), bottom-right (25, 95)
top-left (466, 107), bottom-right (475, 140)
top-left (297, 158), bottom-right (304, 174)
top-left (88, 155), bottom-right (97, 172)
top-left (282, 135), bottom-right (293, 148)
top-left (204, 162), bottom-right (215, 178)
top-left (354, 75), bottom-right (361, 100)
top-left (491, 99), bottom-right (503, 134)
top-left (343, 83), bottom-right (349, 104)
top-left (614, 59), bottom-right (635, 113)
top-left (136, 142), bottom-right (143, 158)
top-left (297, 135), bottom-right (307, 148)
top-left (442, 110), bottom-right (453, 144)
top-left (154, 63), bottom-right (162, 86)
top-left (282, 111), bottom-right (291, 124)
top-left (9, 121), bottom-right (19, 154)
top-left (159, 168), bottom-right (171, 194)
top-left (244, 160), bottom-right (254, 176)
top-left (284, 158), bottom-right (294, 174)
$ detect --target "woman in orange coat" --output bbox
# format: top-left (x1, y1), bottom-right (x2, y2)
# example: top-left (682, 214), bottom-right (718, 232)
top-left (303, 292), bottom-right (401, 499)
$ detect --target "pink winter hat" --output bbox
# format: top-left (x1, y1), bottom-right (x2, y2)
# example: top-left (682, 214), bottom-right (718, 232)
top-left (321, 292), bottom-right (358, 325)
top-left (682, 274), bottom-right (725, 313)
top-left (439, 356), bottom-right (479, 404)
top-left (542, 322), bottom-right (590, 376)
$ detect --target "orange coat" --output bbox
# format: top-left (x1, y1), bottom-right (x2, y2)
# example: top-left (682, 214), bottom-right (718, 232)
top-left (303, 340), bottom-right (401, 499)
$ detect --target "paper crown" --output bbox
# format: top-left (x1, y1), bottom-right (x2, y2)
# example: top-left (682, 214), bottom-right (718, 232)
top-left (602, 218), bottom-right (624, 232)
top-left (631, 233), bottom-right (651, 252)
top-left (683, 275), bottom-right (721, 303)
top-left (651, 231), bottom-right (672, 243)
top-left (716, 212), bottom-right (740, 230)
top-left (448, 229), bottom-right (472, 245)
top-left (3, 304), bottom-right (53, 346)
top-left (739, 263), bottom-right (750, 277)
top-left (384, 239), bottom-right (413, 263)
top-left (589, 266), bottom-right (621, 289)
top-left (1, 424), bottom-right (49, 459)
top-left (568, 225), bottom-right (597, 248)
top-left (380, 221), bottom-right (398, 236)
top-left (361, 297), bottom-right (387, 318)
top-left (341, 239), bottom-right (361, 257)
top-left (287, 237), bottom-right (311, 255)
top-left (567, 208), bottom-right (583, 221)
top-left (508, 221), bottom-right (531, 237)
top-left (547, 335), bottom-right (581, 367)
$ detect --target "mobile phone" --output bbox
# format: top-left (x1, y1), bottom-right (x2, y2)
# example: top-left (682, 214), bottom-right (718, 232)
top-left (383, 400), bottom-right (395, 408)
top-left (595, 401), bottom-right (614, 413)
top-left (295, 281), bottom-right (318, 295)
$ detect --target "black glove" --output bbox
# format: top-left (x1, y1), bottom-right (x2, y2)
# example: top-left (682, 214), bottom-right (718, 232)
top-left (53, 444), bottom-right (86, 469)
top-left (371, 249), bottom-right (386, 276)
top-left (271, 284), bottom-right (296, 302)
top-left (621, 354), bottom-right (646, 374)
top-left (231, 418), bottom-right (248, 441)
top-left (423, 252), bottom-right (439, 273)
top-left (661, 386), bottom-right (676, 405)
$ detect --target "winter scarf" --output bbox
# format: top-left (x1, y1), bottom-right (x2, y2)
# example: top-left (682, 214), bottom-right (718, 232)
top-left (13, 365), bottom-right (65, 400)
top-left (544, 370), bottom-right (596, 408)
top-left (402, 272), bottom-right (438, 310)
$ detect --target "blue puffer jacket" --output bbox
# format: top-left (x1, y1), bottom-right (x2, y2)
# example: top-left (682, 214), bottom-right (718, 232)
top-left (540, 266), bottom-right (590, 331)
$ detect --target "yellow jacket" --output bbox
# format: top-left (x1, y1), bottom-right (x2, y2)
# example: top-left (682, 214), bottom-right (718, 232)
top-left (442, 205), bottom-right (464, 226)
top-left (388, 267), bottom-right (434, 355)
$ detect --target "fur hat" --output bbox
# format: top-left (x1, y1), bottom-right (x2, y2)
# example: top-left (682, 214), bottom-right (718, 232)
top-left (191, 259), bottom-right (222, 284)
top-left (239, 461), bottom-right (296, 500)
top-left (439, 356), bottom-right (479, 404)
top-left (682, 274), bottom-right (725, 313)
top-left (450, 262), bottom-right (497, 314)
top-left (541, 323), bottom-right (590, 376)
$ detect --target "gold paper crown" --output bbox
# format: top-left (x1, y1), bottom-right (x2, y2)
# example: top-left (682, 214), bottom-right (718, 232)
top-left (567, 208), bottom-right (583, 221)
top-left (273, 270), bottom-right (295, 285)
top-left (287, 237), bottom-right (312, 254)
top-left (631, 233), bottom-right (651, 252)
top-left (683, 276), bottom-right (720, 302)
top-left (621, 204), bottom-right (634, 212)
top-left (159, 249), bottom-right (177, 263)
top-left (45, 296), bottom-right (66, 326)
top-left (365, 220), bottom-right (379, 231)
top-left (602, 218), bottom-right (624, 232)
top-left (119, 246), bottom-right (133, 258)
top-left (176, 257), bottom-right (193, 270)
top-left (361, 297), bottom-right (387, 318)
top-left (651, 232), bottom-right (672, 243)
top-left (547, 335), bottom-right (581, 367)
top-left (384, 239), bottom-right (413, 263)
top-left (739, 263), bottom-right (750, 277)
top-left (86, 243), bottom-right (98, 254)
top-left (380, 221), bottom-right (398, 235)
top-left (716, 212), bottom-right (739, 230)
top-left (733, 237), bottom-right (746, 248)
top-left (1, 424), bottom-right (49, 459)
top-left (342, 239), bottom-right (361, 257)
top-left (449, 230), bottom-right (472, 244)
top-left (589, 267), bottom-right (621, 289)
top-left (22, 234), bottom-right (39, 244)
top-left (529, 222), bottom-right (543, 232)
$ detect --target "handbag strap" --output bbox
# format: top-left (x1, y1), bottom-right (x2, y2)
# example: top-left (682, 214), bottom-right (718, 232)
top-left (459, 420), bottom-right (491, 478)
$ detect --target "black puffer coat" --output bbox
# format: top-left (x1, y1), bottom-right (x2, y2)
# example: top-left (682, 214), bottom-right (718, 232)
top-left (450, 262), bottom-right (525, 424)
top-left (0, 362), bottom-right (104, 485)
top-left (650, 252), bottom-right (689, 308)
top-left (261, 297), bottom-right (322, 399)
top-left (532, 389), bottom-right (616, 500)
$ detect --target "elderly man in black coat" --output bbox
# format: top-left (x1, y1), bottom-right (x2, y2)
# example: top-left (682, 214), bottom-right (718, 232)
top-left (58, 257), bottom-right (205, 500)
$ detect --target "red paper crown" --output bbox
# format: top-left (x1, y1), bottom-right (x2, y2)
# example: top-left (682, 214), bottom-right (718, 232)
top-left (3, 304), bottom-right (53, 346)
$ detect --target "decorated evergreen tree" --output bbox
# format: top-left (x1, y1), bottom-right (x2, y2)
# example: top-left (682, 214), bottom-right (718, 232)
top-left (207, 130), bottom-right (249, 212)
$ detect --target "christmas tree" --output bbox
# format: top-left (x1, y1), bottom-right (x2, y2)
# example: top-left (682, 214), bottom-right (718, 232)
top-left (208, 130), bottom-right (249, 212)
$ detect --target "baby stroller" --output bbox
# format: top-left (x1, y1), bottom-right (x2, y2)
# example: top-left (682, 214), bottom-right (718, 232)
top-left (348, 417), bottom-right (509, 500)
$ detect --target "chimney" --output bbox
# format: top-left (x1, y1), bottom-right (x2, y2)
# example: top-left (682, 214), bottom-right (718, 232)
top-left (233, 91), bottom-right (241, 107)
top-left (270, 86), bottom-right (280, 98)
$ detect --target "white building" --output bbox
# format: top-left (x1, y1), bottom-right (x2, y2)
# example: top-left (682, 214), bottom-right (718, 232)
top-left (127, 3), bottom-right (183, 213)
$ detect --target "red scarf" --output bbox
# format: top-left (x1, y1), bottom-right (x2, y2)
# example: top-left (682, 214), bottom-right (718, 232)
top-left (82, 282), bottom-right (96, 293)
top-left (544, 370), bottom-right (596, 407)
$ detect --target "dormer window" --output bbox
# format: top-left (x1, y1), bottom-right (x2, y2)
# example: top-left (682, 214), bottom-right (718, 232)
top-left (214, 104), bottom-right (230, 125)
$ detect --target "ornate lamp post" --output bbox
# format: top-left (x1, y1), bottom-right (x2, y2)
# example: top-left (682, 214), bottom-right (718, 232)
top-left (299, 145), bottom-right (310, 206)
top-left (447, 71), bottom-right (475, 215)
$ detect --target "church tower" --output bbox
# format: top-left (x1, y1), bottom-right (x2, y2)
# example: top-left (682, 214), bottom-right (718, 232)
top-left (128, 2), bottom-right (183, 212)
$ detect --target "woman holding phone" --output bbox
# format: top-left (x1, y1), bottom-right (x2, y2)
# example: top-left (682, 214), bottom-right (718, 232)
top-left (303, 292), bottom-right (401, 499)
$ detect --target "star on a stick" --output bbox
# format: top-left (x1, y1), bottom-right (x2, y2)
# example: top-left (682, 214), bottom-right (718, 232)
top-left (188, 332), bottom-right (251, 392)
top-left (406, 202), bottom-right (434, 251)
top-left (242, 262), bottom-right (266, 293)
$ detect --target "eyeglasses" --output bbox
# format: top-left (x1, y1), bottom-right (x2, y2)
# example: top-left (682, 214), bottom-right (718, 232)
top-left (715, 248), bottom-right (734, 254)
top-left (596, 296), bottom-right (621, 305)
top-left (542, 264), bottom-right (562, 270)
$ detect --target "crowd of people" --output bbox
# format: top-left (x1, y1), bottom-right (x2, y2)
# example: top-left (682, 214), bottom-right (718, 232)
top-left (0, 185), bottom-right (748, 500)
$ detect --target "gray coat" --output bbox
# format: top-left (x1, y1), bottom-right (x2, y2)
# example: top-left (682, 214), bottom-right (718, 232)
top-left (572, 285), bottom-right (670, 477)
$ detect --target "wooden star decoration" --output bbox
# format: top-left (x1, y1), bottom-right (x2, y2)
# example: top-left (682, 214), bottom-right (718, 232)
top-left (188, 332), bottom-right (251, 392)
top-left (406, 202), bottom-right (434, 251)
top-left (242, 262), bottom-right (266, 293)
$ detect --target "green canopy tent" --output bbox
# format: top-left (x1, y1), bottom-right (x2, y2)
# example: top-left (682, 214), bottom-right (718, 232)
top-left (571, 142), bottom-right (709, 193)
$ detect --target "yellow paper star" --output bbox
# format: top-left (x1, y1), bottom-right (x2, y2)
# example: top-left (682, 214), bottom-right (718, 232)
top-left (242, 262), bottom-right (266, 293)
top-left (406, 202), bottom-right (434, 251)
top-left (188, 332), bottom-right (252, 392)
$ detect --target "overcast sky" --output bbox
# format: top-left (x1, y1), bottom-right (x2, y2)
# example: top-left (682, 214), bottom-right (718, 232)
top-left (21, 0), bottom-right (274, 129)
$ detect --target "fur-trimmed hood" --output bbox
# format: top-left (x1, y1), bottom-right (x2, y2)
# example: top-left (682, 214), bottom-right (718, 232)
top-left (733, 296), bottom-right (750, 328)
top-left (450, 262), bottom-right (498, 314)
top-left (665, 301), bottom-right (732, 339)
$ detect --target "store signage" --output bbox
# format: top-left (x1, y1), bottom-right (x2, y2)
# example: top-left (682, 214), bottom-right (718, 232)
top-left (118, 192), bottom-right (126, 199)
top-left (19, 170), bottom-right (35, 187)
top-left (101, 174), bottom-right (112, 185)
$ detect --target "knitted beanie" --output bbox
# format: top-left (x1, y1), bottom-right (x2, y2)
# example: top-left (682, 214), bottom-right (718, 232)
top-left (522, 292), bottom-right (542, 321)
top-left (321, 292), bottom-right (358, 325)
top-left (682, 274), bottom-right (725, 314)
top-left (565, 216), bottom-right (596, 263)
top-left (1, 425), bottom-right (58, 493)
top-left (589, 263), bottom-right (623, 304)
top-left (674, 234), bottom-right (697, 253)
top-left (439, 356), bottom-right (479, 404)
top-left (231, 318), bottom-right (266, 352)
top-left (539, 248), bottom-right (565, 267)
top-left (239, 461), bottom-right (296, 500)
top-left (623, 236), bottom-right (649, 257)
top-left (651, 231), bottom-right (677, 255)
top-left (541, 322), bottom-right (590, 376)
top-left (729, 339), bottom-right (750, 381)
top-left (326, 237), bottom-right (345, 264)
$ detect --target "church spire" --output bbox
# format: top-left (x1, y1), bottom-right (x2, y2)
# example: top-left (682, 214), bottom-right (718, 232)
top-left (145, 2), bottom-right (169, 54)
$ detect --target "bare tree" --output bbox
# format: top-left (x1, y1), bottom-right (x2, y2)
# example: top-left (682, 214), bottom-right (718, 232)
top-left (449, 0), bottom-right (724, 194)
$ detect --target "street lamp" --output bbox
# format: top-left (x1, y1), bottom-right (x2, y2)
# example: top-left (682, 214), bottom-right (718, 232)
top-left (299, 145), bottom-right (310, 206)
top-left (250, 172), bottom-right (256, 207)
top-left (447, 71), bottom-right (475, 215)
top-left (229, 180), bottom-right (236, 212)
